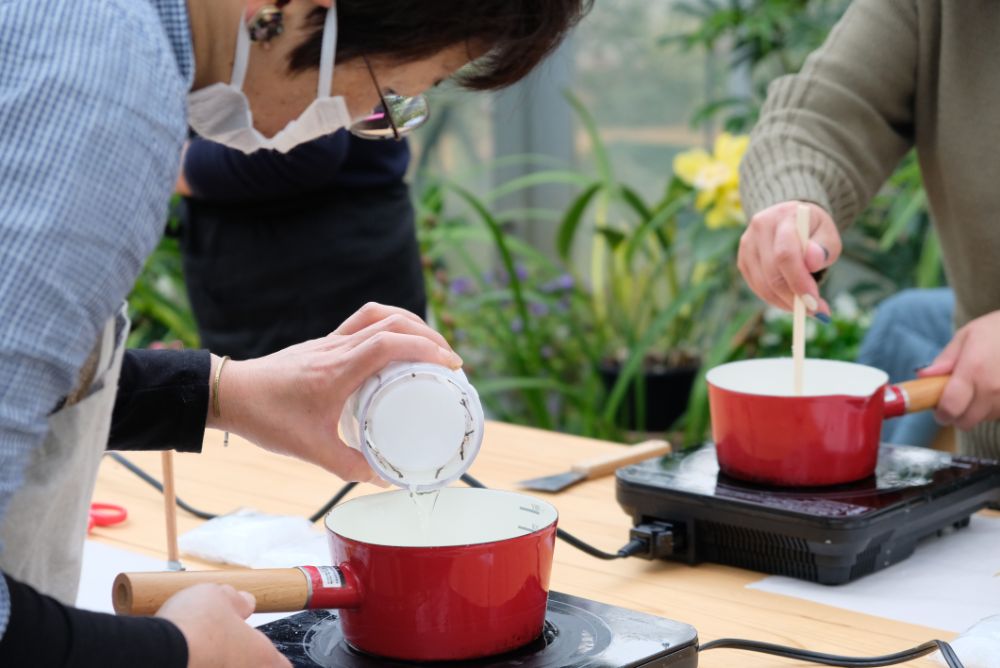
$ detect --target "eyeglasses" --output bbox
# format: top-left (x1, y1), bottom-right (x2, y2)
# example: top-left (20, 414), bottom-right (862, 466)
top-left (349, 57), bottom-right (430, 141)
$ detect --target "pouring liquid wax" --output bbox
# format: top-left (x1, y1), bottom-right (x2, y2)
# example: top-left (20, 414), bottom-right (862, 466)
top-left (408, 487), bottom-right (441, 534)
top-left (339, 362), bottom-right (485, 501)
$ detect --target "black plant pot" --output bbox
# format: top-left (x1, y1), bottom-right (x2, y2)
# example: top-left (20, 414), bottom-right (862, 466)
top-left (599, 363), bottom-right (700, 432)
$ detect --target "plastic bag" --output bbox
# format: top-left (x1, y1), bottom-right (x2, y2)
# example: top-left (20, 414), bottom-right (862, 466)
top-left (935, 615), bottom-right (1000, 668)
top-left (178, 508), bottom-right (330, 568)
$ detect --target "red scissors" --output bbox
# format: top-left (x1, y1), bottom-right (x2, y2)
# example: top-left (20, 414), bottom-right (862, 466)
top-left (88, 502), bottom-right (127, 533)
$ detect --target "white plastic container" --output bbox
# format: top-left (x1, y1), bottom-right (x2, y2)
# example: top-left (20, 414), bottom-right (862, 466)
top-left (339, 362), bottom-right (485, 491)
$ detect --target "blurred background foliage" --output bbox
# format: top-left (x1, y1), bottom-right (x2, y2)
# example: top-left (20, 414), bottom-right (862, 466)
top-left (130, 0), bottom-right (944, 446)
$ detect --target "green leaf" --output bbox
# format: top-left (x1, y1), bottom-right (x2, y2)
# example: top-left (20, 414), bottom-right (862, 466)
top-left (682, 304), bottom-right (761, 446)
top-left (474, 376), bottom-right (587, 402)
top-left (602, 279), bottom-right (716, 424)
top-left (878, 187), bottom-right (927, 250)
top-left (623, 195), bottom-right (689, 266)
top-left (691, 225), bottom-right (742, 263)
top-left (556, 182), bottom-right (603, 261)
top-left (619, 186), bottom-right (652, 221)
top-left (565, 92), bottom-right (616, 187)
top-left (487, 169), bottom-right (595, 202)
top-left (915, 226), bottom-right (944, 288)
top-left (595, 226), bottom-right (627, 250)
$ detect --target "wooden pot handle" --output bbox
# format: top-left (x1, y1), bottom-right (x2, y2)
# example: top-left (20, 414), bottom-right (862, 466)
top-left (894, 375), bottom-right (950, 414)
top-left (114, 568), bottom-right (310, 616)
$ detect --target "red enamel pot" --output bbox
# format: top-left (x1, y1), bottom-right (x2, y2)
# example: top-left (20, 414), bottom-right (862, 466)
top-left (706, 358), bottom-right (950, 487)
top-left (317, 487), bottom-right (558, 661)
top-left (112, 488), bottom-right (557, 662)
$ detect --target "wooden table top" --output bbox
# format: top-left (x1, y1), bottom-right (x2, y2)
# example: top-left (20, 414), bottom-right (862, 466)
top-left (91, 421), bottom-right (979, 667)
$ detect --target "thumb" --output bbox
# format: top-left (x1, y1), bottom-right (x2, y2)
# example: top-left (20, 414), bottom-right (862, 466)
top-left (919, 329), bottom-right (966, 377)
top-left (235, 591), bottom-right (256, 618)
top-left (218, 585), bottom-right (256, 618)
top-left (803, 207), bottom-right (841, 273)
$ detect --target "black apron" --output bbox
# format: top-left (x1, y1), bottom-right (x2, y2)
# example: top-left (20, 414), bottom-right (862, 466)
top-left (179, 181), bottom-right (426, 359)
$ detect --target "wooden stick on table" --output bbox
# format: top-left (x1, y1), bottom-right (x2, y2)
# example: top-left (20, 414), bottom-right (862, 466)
top-left (792, 204), bottom-right (810, 395)
top-left (161, 450), bottom-right (184, 571)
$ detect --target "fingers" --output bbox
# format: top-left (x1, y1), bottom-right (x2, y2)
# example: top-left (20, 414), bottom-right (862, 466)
top-left (920, 328), bottom-right (967, 377)
top-left (218, 584), bottom-right (255, 618)
top-left (343, 331), bottom-right (463, 391)
top-left (345, 313), bottom-right (457, 358)
top-left (334, 302), bottom-right (428, 337)
top-left (738, 202), bottom-right (839, 315)
top-left (739, 231), bottom-right (791, 310)
top-left (928, 326), bottom-right (999, 430)
top-left (935, 375), bottom-right (974, 427)
top-left (805, 209), bottom-right (842, 271)
top-left (773, 221), bottom-right (818, 307)
top-left (315, 438), bottom-right (381, 483)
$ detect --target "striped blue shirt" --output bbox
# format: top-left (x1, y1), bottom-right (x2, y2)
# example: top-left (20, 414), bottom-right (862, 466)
top-left (0, 0), bottom-right (193, 637)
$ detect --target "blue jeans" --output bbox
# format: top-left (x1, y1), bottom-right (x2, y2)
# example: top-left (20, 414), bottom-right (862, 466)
top-left (856, 288), bottom-right (954, 447)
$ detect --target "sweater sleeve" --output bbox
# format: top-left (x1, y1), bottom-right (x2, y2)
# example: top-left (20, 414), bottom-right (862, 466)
top-left (183, 131), bottom-right (351, 203)
top-left (739, 0), bottom-right (920, 227)
top-left (0, 574), bottom-right (188, 668)
top-left (107, 349), bottom-right (209, 453)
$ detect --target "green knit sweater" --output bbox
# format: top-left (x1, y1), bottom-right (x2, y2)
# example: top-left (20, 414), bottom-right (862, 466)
top-left (740, 0), bottom-right (1000, 457)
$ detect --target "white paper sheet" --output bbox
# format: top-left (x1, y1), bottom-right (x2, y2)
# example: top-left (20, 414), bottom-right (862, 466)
top-left (747, 515), bottom-right (1000, 632)
top-left (77, 540), bottom-right (295, 627)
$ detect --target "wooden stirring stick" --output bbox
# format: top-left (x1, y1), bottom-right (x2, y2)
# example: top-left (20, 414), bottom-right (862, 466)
top-left (161, 450), bottom-right (184, 571)
top-left (792, 204), bottom-right (810, 395)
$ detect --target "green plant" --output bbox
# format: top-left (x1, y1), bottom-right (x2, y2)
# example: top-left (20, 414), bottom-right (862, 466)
top-left (126, 211), bottom-right (199, 349)
top-left (419, 95), bottom-right (762, 442)
top-left (664, 0), bottom-right (849, 132)
top-left (419, 179), bottom-right (611, 436)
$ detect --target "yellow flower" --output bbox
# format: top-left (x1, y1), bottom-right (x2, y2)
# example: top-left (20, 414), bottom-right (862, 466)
top-left (673, 132), bottom-right (749, 228)
top-left (714, 133), bottom-right (749, 173)
top-left (705, 186), bottom-right (746, 229)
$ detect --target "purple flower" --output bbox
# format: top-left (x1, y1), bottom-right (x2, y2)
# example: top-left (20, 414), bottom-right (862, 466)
top-left (541, 345), bottom-right (555, 359)
top-left (483, 269), bottom-right (509, 286)
top-left (529, 301), bottom-right (549, 317)
top-left (515, 263), bottom-right (530, 281)
top-left (510, 318), bottom-right (524, 333)
top-left (449, 277), bottom-right (474, 296)
top-left (542, 273), bottom-right (575, 293)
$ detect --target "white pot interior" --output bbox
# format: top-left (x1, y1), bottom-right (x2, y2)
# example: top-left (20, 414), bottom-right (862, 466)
top-left (706, 358), bottom-right (888, 398)
top-left (326, 487), bottom-right (558, 548)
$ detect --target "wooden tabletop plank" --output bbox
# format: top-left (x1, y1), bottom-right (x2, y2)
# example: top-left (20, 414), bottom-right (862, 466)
top-left (91, 421), bottom-right (977, 667)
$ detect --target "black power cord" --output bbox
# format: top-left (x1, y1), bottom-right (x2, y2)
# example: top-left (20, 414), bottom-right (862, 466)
top-left (108, 453), bottom-right (216, 520)
top-left (459, 473), bottom-right (648, 559)
top-left (699, 638), bottom-right (963, 668)
top-left (107, 453), bottom-right (355, 524)
top-left (112, 454), bottom-right (965, 668)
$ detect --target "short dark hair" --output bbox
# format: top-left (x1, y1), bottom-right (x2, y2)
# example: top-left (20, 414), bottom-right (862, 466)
top-left (288, 0), bottom-right (593, 91)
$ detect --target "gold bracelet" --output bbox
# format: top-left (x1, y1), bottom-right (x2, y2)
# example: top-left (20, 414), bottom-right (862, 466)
top-left (213, 355), bottom-right (230, 419)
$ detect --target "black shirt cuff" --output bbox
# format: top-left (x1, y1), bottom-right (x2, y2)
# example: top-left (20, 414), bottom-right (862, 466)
top-left (109, 349), bottom-right (210, 453)
top-left (0, 574), bottom-right (188, 668)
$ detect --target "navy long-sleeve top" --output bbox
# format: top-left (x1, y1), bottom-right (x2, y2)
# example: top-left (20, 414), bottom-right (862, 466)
top-left (182, 129), bottom-right (410, 202)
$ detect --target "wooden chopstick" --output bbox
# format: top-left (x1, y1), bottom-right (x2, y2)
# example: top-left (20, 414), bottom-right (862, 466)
top-left (792, 204), bottom-right (810, 395)
top-left (161, 450), bottom-right (183, 571)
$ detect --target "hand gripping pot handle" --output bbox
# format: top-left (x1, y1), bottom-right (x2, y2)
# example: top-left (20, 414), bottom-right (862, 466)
top-left (883, 375), bottom-right (950, 418)
top-left (112, 565), bottom-right (361, 616)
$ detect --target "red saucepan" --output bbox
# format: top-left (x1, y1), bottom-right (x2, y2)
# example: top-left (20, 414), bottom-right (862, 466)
top-left (115, 488), bottom-right (558, 662)
top-left (706, 358), bottom-right (949, 486)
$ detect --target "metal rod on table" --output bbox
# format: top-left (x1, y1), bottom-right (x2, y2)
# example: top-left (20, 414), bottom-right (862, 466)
top-left (161, 450), bottom-right (184, 571)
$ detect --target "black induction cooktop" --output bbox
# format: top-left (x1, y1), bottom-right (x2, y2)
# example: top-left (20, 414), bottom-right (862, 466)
top-left (617, 443), bottom-right (1000, 584)
top-left (259, 591), bottom-right (698, 667)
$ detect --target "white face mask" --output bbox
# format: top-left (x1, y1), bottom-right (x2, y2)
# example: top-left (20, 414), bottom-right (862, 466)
top-left (187, 6), bottom-right (351, 154)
